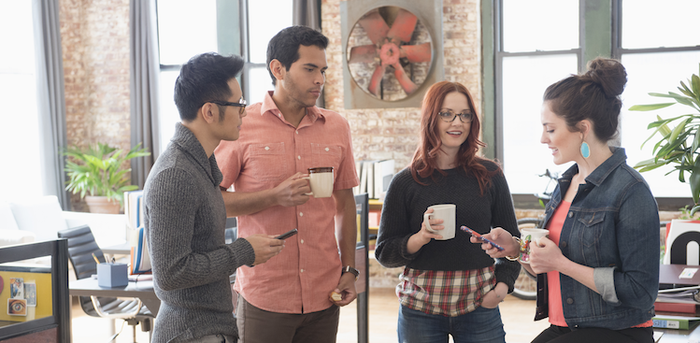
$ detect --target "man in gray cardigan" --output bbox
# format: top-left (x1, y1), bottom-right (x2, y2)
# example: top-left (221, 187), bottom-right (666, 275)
top-left (144, 53), bottom-right (285, 343)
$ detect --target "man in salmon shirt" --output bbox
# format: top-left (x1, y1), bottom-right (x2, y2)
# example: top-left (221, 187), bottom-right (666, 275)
top-left (214, 26), bottom-right (360, 343)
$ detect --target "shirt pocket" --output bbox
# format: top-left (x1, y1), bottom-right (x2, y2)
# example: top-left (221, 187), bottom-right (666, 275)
top-left (247, 142), bottom-right (288, 182)
top-left (577, 211), bottom-right (605, 248)
top-left (310, 143), bottom-right (342, 171)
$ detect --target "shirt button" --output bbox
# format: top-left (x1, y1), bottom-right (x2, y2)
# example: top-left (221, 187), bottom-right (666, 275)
top-left (566, 298), bottom-right (574, 305)
top-left (325, 147), bottom-right (329, 151)
top-left (264, 146), bottom-right (270, 151)
top-left (560, 241), bottom-right (567, 248)
top-left (298, 155), bottom-right (301, 160)
top-left (300, 269), bottom-right (304, 273)
top-left (299, 212), bottom-right (303, 216)
top-left (301, 239), bottom-right (304, 244)
top-left (568, 212), bottom-right (573, 218)
top-left (296, 130), bottom-right (299, 134)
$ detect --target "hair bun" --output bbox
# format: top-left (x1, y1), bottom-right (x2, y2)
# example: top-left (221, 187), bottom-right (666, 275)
top-left (582, 58), bottom-right (627, 98)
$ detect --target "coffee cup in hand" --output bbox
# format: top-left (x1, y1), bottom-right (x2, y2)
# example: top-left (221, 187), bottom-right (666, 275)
top-left (303, 167), bottom-right (334, 198)
top-left (423, 204), bottom-right (456, 240)
top-left (519, 228), bottom-right (549, 263)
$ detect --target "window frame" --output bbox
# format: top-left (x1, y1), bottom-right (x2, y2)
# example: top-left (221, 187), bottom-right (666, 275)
top-left (483, 0), bottom-right (700, 209)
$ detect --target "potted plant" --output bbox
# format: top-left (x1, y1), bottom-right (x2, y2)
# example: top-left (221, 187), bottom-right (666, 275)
top-left (63, 142), bottom-right (151, 214)
top-left (630, 64), bottom-right (700, 214)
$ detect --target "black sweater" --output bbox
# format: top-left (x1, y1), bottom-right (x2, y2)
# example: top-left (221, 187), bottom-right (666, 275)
top-left (374, 161), bottom-right (521, 291)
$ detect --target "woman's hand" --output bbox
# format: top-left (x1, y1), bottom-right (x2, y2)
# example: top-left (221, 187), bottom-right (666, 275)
top-left (471, 227), bottom-right (519, 259)
top-left (528, 237), bottom-right (564, 274)
top-left (406, 208), bottom-right (444, 254)
top-left (480, 282), bottom-right (508, 309)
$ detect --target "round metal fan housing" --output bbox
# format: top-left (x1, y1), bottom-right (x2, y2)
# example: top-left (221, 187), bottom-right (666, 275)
top-left (346, 6), bottom-right (433, 101)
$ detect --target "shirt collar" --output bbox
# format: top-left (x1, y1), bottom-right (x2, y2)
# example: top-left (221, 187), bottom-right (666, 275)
top-left (562, 147), bottom-right (626, 187)
top-left (259, 90), bottom-right (325, 124)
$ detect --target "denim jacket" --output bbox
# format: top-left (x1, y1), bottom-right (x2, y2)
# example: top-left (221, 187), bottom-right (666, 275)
top-left (535, 147), bottom-right (659, 330)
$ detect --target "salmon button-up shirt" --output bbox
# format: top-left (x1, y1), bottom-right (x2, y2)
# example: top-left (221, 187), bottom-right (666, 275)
top-left (215, 91), bottom-right (359, 314)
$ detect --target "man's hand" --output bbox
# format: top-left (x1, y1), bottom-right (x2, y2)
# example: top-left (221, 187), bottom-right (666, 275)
top-left (244, 234), bottom-right (284, 265)
top-left (329, 273), bottom-right (357, 306)
top-left (272, 172), bottom-right (311, 207)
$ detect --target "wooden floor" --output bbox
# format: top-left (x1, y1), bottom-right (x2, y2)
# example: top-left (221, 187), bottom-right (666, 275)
top-left (71, 288), bottom-right (548, 343)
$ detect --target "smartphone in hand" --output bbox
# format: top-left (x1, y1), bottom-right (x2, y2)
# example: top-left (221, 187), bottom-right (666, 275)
top-left (461, 226), bottom-right (504, 251)
top-left (275, 229), bottom-right (298, 240)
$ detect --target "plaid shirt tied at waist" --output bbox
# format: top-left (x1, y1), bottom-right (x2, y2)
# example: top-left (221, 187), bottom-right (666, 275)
top-left (397, 265), bottom-right (496, 317)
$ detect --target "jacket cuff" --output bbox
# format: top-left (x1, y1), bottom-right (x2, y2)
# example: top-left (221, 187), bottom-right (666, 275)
top-left (594, 267), bottom-right (620, 304)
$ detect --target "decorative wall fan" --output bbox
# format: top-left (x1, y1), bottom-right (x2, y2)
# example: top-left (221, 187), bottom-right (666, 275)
top-left (341, 0), bottom-right (444, 109)
top-left (347, 7), bottom-right (432, 100)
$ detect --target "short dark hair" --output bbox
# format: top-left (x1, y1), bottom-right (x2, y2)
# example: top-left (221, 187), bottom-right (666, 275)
top-left (174, 53), bottom-right (245, 121)
top-left (266, 26), bottom-right (329, 86)
top-left (543, 58), bottom-right (627, 142)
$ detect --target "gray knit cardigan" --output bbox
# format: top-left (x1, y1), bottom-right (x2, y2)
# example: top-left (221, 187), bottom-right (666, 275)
top-left (144, 123), bottom-right (255, 343)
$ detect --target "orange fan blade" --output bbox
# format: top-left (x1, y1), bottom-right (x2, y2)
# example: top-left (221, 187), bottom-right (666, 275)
top-left (392, 63), bottom-right (418, 95)
top-left (386, 9), bottom-right (418, 43)
top-left (348, 45), bottom-right (378, 64)
top-left (357, 10), bottom-right (390, 45)
top-left (368, 64), bottom-right (386, 96)
top-left (399, 43), bottom-right (431, 63)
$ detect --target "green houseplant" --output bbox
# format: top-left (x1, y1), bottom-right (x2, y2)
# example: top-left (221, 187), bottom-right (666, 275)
top-left (630, 64), bottom-right (700, 214)
top-left (63, 142), bottom-right (151, 213)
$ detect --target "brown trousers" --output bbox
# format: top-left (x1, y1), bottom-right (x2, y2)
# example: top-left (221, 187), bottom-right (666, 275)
top-left (236, 295), bottom-right (340, 343)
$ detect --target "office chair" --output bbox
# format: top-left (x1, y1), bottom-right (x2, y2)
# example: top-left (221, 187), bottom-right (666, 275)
top-left (58, 225), bottom-right (154, 342)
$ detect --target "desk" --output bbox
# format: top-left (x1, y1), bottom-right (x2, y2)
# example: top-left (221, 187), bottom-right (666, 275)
top-left (69, 277), bottom-right (160, 316)
top-left (656, 326), bottom-right (700, 342)
top-left (101, 242), bottom-right (131, 256)
top-left (656, 264), bottom-right (700, 342)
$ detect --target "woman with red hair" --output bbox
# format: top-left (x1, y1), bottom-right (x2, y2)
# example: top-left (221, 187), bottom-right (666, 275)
top-left (375, 81), bottom-right (520, 343)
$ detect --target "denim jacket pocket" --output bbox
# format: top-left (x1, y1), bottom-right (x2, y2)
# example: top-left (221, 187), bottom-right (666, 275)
top-left (577, 211), bottom-right (606, 248)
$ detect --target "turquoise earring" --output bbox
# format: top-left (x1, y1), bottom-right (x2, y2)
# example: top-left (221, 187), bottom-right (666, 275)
top-left (581, 142), bottom-right (590, 158)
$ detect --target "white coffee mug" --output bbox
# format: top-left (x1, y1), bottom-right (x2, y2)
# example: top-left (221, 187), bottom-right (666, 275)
top-left (519, 228), bottom-right (549, 263)
top-left (304, 167), bottom-right (334, 198)
top-left (423, 204), bottom-right (456, 240)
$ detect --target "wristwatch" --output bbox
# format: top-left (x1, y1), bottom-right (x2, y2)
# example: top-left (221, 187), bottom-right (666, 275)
top-left (342, 266), bottom-right (360, 281)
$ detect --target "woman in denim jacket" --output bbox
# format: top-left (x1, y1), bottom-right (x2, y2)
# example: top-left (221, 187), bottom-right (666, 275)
top-left (476, 58), bottom-right (659, 343)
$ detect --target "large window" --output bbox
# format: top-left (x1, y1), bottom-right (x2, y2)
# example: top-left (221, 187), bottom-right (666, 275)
top-left (617, 0), bottom-right (700, 198)
top-left (496, 0), bottom-right (580, 195)
top-left (491, 0), bottom-right (700, 202)
top-left (0, 1), bottom-right (42, 201)
top-left (155, 0), bottom-right (292, 154)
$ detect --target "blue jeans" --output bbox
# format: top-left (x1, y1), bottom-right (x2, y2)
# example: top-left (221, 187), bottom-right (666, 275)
top-left (398, 305), bottom-right (505, 343)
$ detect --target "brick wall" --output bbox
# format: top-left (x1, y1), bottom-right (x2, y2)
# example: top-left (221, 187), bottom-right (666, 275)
top-left (322, 0), bottom-right (481, 171)
top-left (59, 0), bottom-right (131, 151)
top-left (59, 0), bottom-right (131, 210)
top-left (57, 0), bottom-right (480, 185)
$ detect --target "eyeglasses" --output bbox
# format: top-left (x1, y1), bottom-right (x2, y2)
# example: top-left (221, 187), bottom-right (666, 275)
top-left (438, 110), bottom-right (473, 123)
top-left (207, 99), bottom-right (247, 115)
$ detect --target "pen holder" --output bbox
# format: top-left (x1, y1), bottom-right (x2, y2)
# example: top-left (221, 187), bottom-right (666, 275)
top-left (97, 263), bottom-right (128, 288)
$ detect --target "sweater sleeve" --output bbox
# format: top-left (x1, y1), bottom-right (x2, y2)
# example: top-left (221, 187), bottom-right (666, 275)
top-left (145, 167), bottom-right (255, 292)
top-left (489, 171), bottom-right (521, 293)
top-left (374, 170), bottom-right (420, 268)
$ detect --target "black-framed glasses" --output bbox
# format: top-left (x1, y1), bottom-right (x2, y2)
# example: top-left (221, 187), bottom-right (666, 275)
top-left (438, 110), bottom-right (473, 123)
top-left (207, 99), bottom-right (247, 115)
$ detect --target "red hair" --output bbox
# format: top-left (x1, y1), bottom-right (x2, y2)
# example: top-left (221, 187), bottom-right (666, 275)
top-left (410, 81), bottom-right (497, 194)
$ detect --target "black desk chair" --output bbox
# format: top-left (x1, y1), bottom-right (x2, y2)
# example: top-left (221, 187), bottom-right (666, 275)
top-left (58, 225), bottom-right (154, 342)
top-left (355, 193), bottom-right (370, 343)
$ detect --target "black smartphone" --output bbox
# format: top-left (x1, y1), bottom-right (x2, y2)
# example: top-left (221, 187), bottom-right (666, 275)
top-left (461, 226), bottom-right (504, 251)
top-left (275, 228), bottom-right (298, 240)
